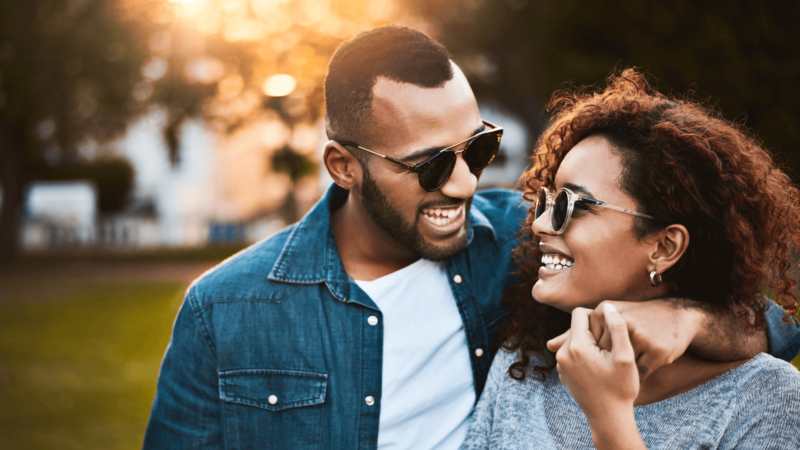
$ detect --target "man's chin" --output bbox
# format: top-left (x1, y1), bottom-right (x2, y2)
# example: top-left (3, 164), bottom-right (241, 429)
top-left (416, 229), bottom-right (469, 261)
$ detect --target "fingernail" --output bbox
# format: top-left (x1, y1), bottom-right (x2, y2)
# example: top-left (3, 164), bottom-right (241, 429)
top-left (604, 303), bottom-right (617, 314)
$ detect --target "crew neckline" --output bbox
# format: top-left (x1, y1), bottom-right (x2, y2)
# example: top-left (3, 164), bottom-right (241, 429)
top-left (353, 258), bottom-right (440, 285)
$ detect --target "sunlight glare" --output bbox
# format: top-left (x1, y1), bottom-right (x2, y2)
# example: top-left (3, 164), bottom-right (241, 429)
top-left (263, 74), bottom-right (297, 97)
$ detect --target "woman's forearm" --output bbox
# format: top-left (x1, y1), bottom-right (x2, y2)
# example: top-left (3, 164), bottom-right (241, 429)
top-left (553, 306), bottom-right (646, 449)
top-left (588, 407), bottom-right (647, 450)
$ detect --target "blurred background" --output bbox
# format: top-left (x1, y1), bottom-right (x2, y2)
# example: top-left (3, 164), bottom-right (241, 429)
top-left (0, 0), bottom-right (798, 448)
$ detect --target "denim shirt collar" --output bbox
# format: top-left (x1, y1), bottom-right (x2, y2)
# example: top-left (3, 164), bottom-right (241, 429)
top-left (268, 183), bottom-right (497, 301)
top-left (268, 184), bottom-right (351, 301)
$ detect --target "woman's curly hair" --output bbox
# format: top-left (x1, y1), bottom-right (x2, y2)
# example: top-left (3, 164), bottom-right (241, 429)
top-left (498, 69), bottom-right (800, 382)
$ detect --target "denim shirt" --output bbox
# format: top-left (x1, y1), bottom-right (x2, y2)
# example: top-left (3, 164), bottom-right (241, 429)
top-left (143, 185), bottom-right (528, 449)
top-left (143, 184), bottom-right (800, 450)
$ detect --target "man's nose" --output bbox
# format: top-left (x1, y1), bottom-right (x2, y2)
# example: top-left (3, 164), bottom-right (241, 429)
top-left (439, 153), bottom-right (477, 199)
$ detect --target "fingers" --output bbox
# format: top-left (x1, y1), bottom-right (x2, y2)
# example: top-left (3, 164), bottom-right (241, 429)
top-left (632, 342), bottom-right (672, 381)
top-left (589, 305), bottom-right (606, 343)
top-left (598, 330), bottom-right (612, 351)
top-left (547, 330), bottom-right (570, 352)
top-left (634, 353), bottom-right (657, 381)
top-left (603, 303), bottom-right (635, 363)
top-left (569, 307), bottom-right (593, 346)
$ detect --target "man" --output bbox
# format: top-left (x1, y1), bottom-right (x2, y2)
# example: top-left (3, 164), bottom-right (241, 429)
top-left (144, 26), bottom-right (800, 449)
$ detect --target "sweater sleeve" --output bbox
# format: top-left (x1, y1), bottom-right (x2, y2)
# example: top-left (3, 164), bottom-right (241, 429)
top-left (462, 349), bottom-right (515, 449)
top-left (718, 358), bottom-right (800, 449)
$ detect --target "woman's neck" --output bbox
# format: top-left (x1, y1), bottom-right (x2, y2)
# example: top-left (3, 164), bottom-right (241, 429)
top-left (633, 353), bottom-right (752, 406)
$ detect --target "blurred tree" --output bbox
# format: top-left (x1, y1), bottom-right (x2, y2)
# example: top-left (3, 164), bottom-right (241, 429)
top-left (40, 157), bottom-right (135, 213)
top-left (410, 0), bottom-right (800, 181)
top-left (113, 0), bottom-right (410, 219)
top-left (0, 0), bottom-right (148, 263)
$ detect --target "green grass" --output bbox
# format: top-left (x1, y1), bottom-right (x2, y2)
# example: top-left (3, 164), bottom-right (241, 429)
top-left (0, 282), bottom-right (185, 450)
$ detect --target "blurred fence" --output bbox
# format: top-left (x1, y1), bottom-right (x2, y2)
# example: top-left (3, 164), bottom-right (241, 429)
top-left (20, 215), bottom-right (286, 252)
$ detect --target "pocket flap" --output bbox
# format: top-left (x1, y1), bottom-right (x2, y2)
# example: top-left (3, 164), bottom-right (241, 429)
top-left (219, 369), bottom-right (327, 412)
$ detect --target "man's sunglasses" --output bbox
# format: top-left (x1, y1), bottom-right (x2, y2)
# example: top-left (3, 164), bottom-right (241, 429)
top-left (533, 186), bottom-right (657, 235)
top-left (338, 120), bottom-right (503, 192)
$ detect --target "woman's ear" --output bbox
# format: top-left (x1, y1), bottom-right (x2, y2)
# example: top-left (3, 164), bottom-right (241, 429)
top-left (649, 224), bottom-right (690, 274)
top-left (323, 141), bottom-right (362, 190)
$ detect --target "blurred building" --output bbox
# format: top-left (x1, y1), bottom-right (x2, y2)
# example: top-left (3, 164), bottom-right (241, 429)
top-left (22, 181), bottom-right (97, 249)
top-left (21, 107), bottom-right (290, 252)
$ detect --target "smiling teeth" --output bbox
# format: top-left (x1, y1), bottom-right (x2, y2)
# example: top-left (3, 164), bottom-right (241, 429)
top-left (541, 253), bottom-right (573, 270)
top-left (422, 205), bottom-right (463, 226)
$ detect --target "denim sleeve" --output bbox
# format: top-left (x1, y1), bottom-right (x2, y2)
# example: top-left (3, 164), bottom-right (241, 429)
top-left (143, 289), bottom-right (223, 449)
top-left (765, 300), bottom-right (800, 362)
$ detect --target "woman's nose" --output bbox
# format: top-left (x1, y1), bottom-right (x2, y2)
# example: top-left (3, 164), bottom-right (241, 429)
top-left (531, 206), bottom-right (555, 236)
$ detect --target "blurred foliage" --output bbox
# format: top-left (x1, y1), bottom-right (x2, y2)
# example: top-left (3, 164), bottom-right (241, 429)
top-left (0, 0), bottom-right (149, 262)
top-left (273, 145), bottom-right (316, 181)
top-left (273, 143), bottom-right (317, 222)
top-left (119, 0), bottom-right (410, 161)
top-left (0, 1), bottom-right (147, 148)
top-left (409, 0), bottom-right (800, 181)
top-left (112, 0), bottom-right (411, 224)
top-left (38, 157), bottom-right (135, 213)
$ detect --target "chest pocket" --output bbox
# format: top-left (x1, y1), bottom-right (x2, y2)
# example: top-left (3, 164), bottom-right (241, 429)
top-left (219, 369), bottom-right (327, 449)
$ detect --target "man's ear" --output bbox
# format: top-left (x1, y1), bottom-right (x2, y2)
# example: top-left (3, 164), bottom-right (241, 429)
top-left (648, 224), bottom-right (690, 274)
top-left (323, 140), bottom-right (363, 190)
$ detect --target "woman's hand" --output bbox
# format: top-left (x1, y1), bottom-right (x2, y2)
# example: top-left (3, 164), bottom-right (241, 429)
top-left (547, 299), bottom-right (706, 381)
top-left (547, 304), bottom-right (647, 450)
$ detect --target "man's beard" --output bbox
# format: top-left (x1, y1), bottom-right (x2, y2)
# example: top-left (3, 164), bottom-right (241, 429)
top-left (359, 165), bottom-right (471, 261)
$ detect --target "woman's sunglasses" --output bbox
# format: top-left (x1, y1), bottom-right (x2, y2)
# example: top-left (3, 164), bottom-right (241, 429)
top-left (338, 120), bottom-right (503, 192)
top-left (533, 186), bottom-right (657, 234)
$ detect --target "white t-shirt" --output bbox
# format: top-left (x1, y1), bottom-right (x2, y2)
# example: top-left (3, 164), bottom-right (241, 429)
top-left (354, 258), bottom-right (475, 450)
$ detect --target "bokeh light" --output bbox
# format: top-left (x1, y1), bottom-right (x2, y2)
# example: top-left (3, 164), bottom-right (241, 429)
top-left (262, 74), bottom-right (297, 97)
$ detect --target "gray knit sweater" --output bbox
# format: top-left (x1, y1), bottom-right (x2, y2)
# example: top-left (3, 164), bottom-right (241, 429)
top-left (463, 352), bottom-right (800, 449)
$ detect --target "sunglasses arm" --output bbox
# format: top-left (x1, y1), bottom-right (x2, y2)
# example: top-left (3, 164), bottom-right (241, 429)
top-left (338, 141), bottom-right (417, 172)
top-left (579, 197), bottom-right (657, 220)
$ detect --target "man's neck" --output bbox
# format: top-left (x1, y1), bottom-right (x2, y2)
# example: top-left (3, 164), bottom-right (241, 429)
top-left (332, 194), bottom-right (420, 281)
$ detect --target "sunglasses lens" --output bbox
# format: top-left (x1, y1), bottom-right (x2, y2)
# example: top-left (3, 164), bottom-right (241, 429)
top-left (535, 189), bottom-right (548, 219)
top-left (463, 131), bottom-right (502, 170)
top-left (552, 190), bottom-right (569, 231)
top-left (419, 152), bottom-right (457, 191)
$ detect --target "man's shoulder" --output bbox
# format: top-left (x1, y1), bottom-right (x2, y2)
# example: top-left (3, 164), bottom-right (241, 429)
top-left (473, 188), bottom-right (524, 206)
top-left (472, 188), bottom-right (528, 240)
top-left (736, 354), bottom-right (800, 388)
top-left (187, 224), bottom-right (301, 309)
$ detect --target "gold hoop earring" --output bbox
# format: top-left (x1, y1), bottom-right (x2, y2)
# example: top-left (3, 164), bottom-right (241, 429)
top-left (649, 269), bottom-right (662, 287)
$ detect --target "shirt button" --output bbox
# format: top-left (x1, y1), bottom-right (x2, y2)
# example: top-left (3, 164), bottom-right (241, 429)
top-left (367, 315), bottom-right (378, 326)
top-left (454, 274), bottom-right (463, 284)
top-left (365, 396), bottom-right (375, 406)
top-left (268, 395), bottom-right (278, 405)
top-left (475, 348), bottom-right (484, 357)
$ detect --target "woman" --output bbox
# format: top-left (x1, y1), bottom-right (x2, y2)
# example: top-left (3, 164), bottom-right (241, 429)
top-left (463, 70), bottom-right (800, 449)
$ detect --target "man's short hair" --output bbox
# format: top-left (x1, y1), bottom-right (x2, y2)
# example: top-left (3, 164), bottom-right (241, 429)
top-left (325, 26), bottom-right (454, 152)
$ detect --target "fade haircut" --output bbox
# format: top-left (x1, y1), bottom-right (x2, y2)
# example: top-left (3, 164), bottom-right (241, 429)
top-left (324, 26), bottom-right (454, 159)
